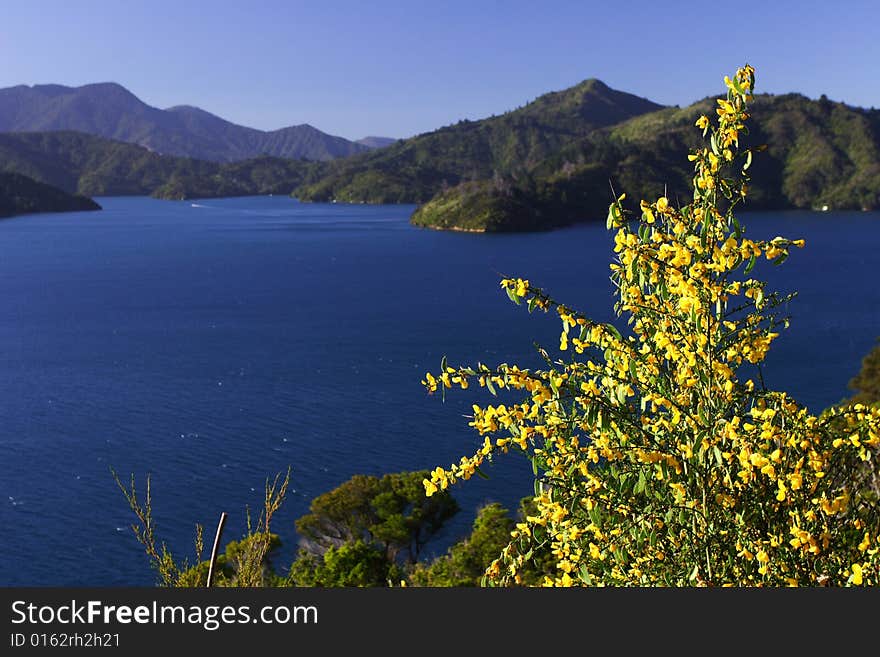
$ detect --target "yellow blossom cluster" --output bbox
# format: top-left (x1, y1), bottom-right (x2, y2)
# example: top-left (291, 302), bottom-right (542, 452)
top-left (421, 66), bottom-right (880, 586)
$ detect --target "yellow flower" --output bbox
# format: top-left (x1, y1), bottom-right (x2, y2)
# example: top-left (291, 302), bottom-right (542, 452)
top-left (423, 478), bottom-right (438, 496)
top-left (850, 564), bottom-right (863, 586)
top-left (656, 197), bottom-right (669, 213)
top-left (695, 115), bottom-right (709, 130)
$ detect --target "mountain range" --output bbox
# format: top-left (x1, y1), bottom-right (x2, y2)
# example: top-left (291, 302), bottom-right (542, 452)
top-left (0, 76), bottom-right (877, 229)
top-left (0, 82), bottom-right (395, 162)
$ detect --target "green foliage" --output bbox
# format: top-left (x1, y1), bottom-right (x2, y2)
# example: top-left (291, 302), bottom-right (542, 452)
top-left (410, 179), bottom-right (553, 232)
top-left (848, 338), bottom-right (880, 406)
top-left (113, 471), bottom-right (206, 587)
top-left (287, 540), bottom-right (401, 587)
top-left (409, 503), bottom-right (514, 586)
top-left (115, 468), bottom-right (290, 587)
top-left (295, 470), bottom-right (458, 564)
top-left (0, 170), bottom-right (100, 218)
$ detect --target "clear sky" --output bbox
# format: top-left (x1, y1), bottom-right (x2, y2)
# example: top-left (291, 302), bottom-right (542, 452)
top-left (1, 0), bottom-right (877, 140)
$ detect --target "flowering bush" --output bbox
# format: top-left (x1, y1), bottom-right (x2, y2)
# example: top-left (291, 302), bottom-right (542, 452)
top-left (422, 66), bottom-right (880, 586)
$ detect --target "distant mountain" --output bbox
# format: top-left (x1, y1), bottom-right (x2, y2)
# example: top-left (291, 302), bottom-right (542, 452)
top-left (0, 131), bottom-right (322, 199)
top-left (294, 78), bottom-right (664, 203)
top-left (0, 170), bottom-right (100, 218)
top-left (0, 83), bottom-right (372, 162)
top-left (356, 136), bottom-right (398, 149)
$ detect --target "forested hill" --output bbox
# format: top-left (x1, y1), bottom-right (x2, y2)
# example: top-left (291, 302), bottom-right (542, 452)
top-left (0, 171), bottom-right (101, 218)
top-left (293, 78), bottom-right (664, 203)
top-left (0, 82), bottom-right (376, 162)
top-left (0, 131), bottom-right (322, 199)
top-left (409, 92), bottom-right (880, 231)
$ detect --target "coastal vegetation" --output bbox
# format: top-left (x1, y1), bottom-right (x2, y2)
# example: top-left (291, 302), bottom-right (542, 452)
top-left (0, 170), bottom-right (100, 218)
top-left (119, 469), bottom-right (522, 587)
top-left (373, 91), bottom-right (880, 231)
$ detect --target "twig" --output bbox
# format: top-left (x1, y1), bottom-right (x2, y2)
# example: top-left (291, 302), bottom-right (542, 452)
top-left (206, 512), bottom-right (228, 587)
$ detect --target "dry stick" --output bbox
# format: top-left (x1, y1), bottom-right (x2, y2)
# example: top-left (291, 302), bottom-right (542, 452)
top-left (206, 512), bottom-right (228, 587)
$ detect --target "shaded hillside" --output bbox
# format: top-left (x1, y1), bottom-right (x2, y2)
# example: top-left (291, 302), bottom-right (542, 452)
top-left (294, 79), bottom-right (664, 203)
top-left (0, 131), bottom-right (321, 199)
top-left (0, 83), bottom-right (370, 162)
top-left (0, 171), bottom-right (100, 218)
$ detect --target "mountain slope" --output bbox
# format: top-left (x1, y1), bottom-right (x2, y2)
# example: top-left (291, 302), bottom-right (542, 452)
top-left (0, 83), bottom-right (370, 162)
top-left (411, 92), bottom-right (880, 231)
top-left (294, 78), bottom-right (664, 203)
top-left (357, 136), bottom-right (398, 149)
top-left (0, 170), bottom-right (100, 218)
top-left (0, 131), bottom-right (321, 198)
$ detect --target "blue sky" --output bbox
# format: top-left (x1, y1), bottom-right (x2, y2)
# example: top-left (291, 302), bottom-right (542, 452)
top-left (1, 0), bottom-right (877, 140)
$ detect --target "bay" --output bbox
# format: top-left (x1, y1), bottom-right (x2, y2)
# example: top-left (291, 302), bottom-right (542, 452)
top-left (0, 196), bottom-right (877, 585)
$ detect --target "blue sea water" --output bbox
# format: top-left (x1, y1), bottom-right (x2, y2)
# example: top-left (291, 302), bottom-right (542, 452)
top-left (0, 196), bottom-right (878, 585)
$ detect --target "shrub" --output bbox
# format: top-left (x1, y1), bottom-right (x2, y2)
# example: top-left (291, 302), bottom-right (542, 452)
top-left (422, 66), bottom-right (880, 586)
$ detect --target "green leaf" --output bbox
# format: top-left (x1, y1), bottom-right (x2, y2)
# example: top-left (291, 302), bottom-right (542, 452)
top-left (635, 470), bottom-right (646, 494)
top-left (730, 75), bottom-right (745, 95)
top-left (606, 205), bottom-right (616, 229)
top-left (772, 251), bottom-right (788, 266)
top-left (743, 150), bottom-right (753, 172)
top-left (605, 324), bottom-right (623, 341)
top-left (473, 465), bottom-right (490, 480)
top-left (732, 215), bottom-right (742, 239)
top-left (486, 377), bottom-right (497, 396)
top-left (744, 254), bottom-right (757, 274)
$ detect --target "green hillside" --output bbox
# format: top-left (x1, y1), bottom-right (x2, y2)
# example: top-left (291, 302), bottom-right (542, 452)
top-left (411, 93), bottom-right (880, 231)
top-left (294, 79), bottom-right (663, 204)
top-left (0, 131), bottom-right (320, 199)
top-left (0, 170), bottom-right (100, 218)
